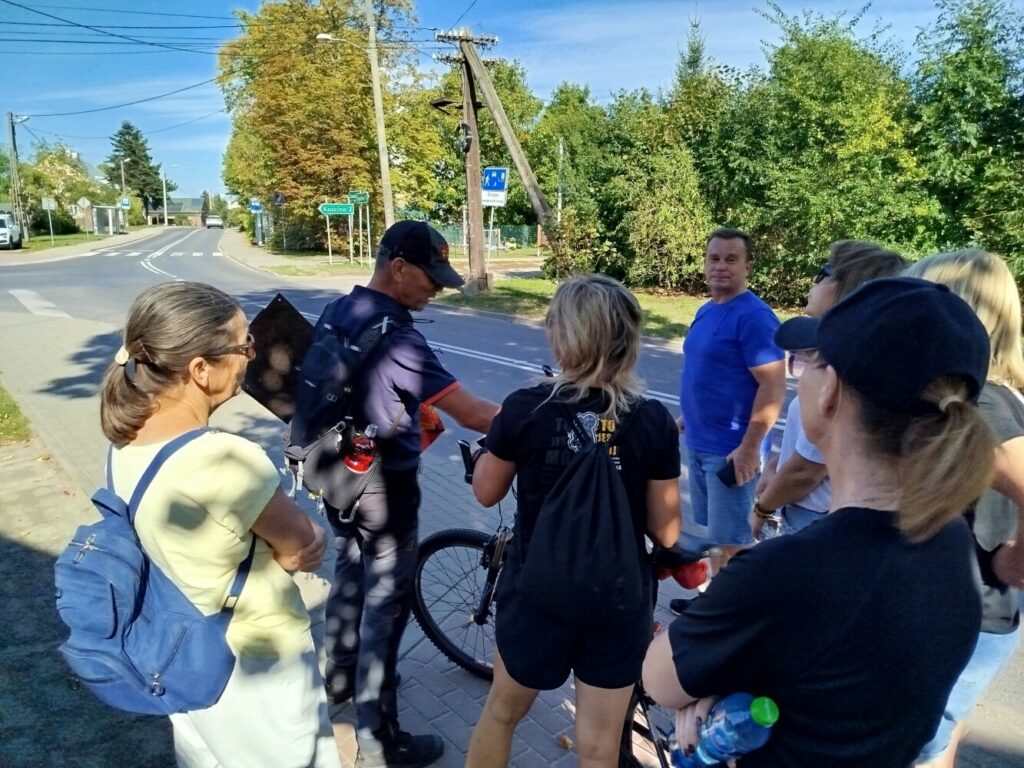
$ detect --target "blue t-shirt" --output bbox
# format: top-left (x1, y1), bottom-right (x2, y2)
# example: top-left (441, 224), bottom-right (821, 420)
top-left (680, 291), bottom-right (782, 455)
top-left (328, 286), bottom-right (458, 469)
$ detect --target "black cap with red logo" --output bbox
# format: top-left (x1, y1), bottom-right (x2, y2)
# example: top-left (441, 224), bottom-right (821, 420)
top-left (378, 220), bottom-right (464, 289)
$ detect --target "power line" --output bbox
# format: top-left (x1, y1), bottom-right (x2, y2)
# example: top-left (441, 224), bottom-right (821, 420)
top-left (27, 109), bottom-right (227, 141)
top-left (450, 0), bottom-right (482, 29)
top-left (0, 0), bottom-right (206, 54)
top-left (24, 3), bottom-right (239, 20)
top-left (25, 76), bottom-right (220, 118)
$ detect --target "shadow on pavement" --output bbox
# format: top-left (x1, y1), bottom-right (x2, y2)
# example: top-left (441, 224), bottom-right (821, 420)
top-left (0, 533), bottom-right (173, 768)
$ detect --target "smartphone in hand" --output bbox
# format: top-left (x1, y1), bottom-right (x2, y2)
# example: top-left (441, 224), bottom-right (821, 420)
top-left (715, 460), bottom-right (738, 488)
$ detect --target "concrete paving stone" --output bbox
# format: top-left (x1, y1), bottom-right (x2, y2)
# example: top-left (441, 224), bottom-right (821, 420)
top-left (441, 665), bottom-right (492, 702)
top-left (429, 711), bottom-right (475, 755)
top-left (515, 718), bottom-right (575, 763)
top-left (403, 681), bottom-right (452, 721)
top-left (407, 663), bottom-right (459, 698)
top-left (441, 685), bottom-right (486, 726)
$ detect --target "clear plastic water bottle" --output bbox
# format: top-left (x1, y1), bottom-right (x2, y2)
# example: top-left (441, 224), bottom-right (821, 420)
top-left (669, 692), bottom-right (779, 767)
top-left (343, 423), bottom-right (378, 473)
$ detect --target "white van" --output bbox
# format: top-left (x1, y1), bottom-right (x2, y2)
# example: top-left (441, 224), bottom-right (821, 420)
top-left (0, 213), bottom-right (23, 250)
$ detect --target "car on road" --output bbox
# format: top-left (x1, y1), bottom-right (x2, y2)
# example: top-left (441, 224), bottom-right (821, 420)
top-left (0, 213), bottom-right (23, 249)
top-left (205, 215), bottom-right (223, 229)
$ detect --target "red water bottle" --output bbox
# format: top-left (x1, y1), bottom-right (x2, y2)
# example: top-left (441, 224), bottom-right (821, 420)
top-left (343, 423), bottom-right (378, 473)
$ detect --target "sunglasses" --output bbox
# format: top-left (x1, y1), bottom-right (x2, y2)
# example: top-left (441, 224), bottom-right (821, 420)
top-left (207, 333), bottom-right (256, 361)
top-left (787, 350), bottom-right (820, 378)
top-left (812, 263), bottom-right (835, 284)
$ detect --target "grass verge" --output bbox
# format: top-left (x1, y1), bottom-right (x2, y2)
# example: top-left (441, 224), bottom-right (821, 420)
top-left (436, 277), bottom-right (707, 342)
top-left (0, 385), bottom-right (30, 443)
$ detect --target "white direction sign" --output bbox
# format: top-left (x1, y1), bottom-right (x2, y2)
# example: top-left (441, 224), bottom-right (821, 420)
top-left (481, 166), bottom-right (508, 207)
top-left (41, 197), bottom-right (57, 211)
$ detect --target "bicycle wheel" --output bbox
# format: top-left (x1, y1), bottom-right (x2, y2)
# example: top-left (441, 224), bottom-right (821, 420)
top-left (412, 528), bottom-right (497, 681)
top-left (620, 685), bottom-right (672, 768)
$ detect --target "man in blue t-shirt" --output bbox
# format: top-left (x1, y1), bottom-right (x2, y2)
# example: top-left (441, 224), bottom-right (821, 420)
top-left (679, 228), bottom-right (785, 561)
top-left (320, 221), bottom-right (498, 768)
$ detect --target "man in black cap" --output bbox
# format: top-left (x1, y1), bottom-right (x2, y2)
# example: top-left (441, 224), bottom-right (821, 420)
top-left (321, 221), bottom-right (498, 767)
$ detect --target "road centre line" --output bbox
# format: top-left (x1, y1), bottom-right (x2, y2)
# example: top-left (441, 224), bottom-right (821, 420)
top-left (296, 310), bottom-right (677, 406)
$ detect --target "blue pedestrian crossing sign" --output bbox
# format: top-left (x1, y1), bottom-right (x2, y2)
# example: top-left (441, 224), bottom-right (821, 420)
top-left (481, 167), bottom-right (509, 207)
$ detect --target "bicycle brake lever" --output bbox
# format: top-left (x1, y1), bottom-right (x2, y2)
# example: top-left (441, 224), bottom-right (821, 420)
top-left (458, 440), bottom-right (474, 484)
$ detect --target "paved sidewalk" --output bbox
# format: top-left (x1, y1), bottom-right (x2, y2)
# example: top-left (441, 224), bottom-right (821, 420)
top-left (0, 227), bottom-right (162, 268)
top-left (1, 232), bottom-right (1023, 767)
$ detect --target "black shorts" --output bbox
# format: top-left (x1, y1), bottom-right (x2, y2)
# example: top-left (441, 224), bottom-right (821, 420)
top-left (495, 567), bottom-right (653, 690)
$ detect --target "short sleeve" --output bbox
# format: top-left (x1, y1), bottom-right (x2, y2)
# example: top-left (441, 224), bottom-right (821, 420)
top-left (668, 544), bottom-right (790, 697)
top-left (738, 305), bottom-right (783, 370)
top-left (793, 416), bottom-right (825, 465)
top-left (645, 401), bottom-right (682, 480)
top-left (386, 328), bottom-right (458, 404)
top-left (180, 433), bottom-right (281, 537)
top-left (978, 387), bottom-right (1024, 445)
top-left (487, 390), bottom-right (532, 463)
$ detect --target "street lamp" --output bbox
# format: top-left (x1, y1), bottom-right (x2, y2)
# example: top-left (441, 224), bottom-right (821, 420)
top-left (317, 17), bottom-right (395, 228)
top-left (119, 157), bottom-right (131, 197)
top-left (161, 164), bottom-right (179, 226)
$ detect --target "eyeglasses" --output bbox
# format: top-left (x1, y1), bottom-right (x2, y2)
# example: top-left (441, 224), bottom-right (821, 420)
top-left (207, 333), bottom-right (256, 361)
top-left (788, 350), bottom-right (820, 378)
top-left (812, 263), bottom-right (835, 284)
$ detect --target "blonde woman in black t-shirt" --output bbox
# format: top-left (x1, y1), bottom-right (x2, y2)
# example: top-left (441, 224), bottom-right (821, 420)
top-left (466, 274), bottom-right (682, 768)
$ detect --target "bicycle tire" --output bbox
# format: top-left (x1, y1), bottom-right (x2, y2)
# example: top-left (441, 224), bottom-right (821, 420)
top-left (412, 528), bottom-right (497, 681)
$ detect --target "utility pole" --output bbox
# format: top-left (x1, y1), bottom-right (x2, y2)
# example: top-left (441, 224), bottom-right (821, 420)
top-left (6, 112), bottom-right (28, 242)
top-left (557, 137), bottom-right (564, 225)
top-left (456, 34), bottom-right (552, 233)
top-left (362, 0), bottom-right (395, 229)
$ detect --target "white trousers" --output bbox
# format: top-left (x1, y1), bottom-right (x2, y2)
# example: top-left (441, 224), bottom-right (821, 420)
top-left (170, 641), bottom-right (341, 768)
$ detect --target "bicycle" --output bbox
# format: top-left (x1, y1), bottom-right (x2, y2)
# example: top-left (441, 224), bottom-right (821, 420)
top-left (411, 439), bottom-right (714, 768)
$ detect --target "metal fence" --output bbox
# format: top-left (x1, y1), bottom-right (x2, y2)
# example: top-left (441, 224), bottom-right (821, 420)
top-left (435, 224), bottom-right (539, 250)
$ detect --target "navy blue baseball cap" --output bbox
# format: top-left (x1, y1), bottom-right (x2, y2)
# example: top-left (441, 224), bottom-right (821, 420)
top-left (379, 220), bottom-right (464, 288)
top-left (775, 277), bottom-right (990, 413)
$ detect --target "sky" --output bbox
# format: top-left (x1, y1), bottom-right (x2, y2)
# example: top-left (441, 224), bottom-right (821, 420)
top-left (0, 0), bottom-right (1015, 200)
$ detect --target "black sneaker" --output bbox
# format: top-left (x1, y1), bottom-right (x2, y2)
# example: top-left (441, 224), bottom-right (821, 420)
top-left (669, 597), bottom-right (695, 615)
top-left (355, 729), bottom-right (444, 768)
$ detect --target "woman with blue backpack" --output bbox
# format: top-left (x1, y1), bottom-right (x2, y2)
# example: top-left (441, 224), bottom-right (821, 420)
top-left (97, 282), bottom-right (340, 768)
top-left (465, 274), bottom-right (682, 768)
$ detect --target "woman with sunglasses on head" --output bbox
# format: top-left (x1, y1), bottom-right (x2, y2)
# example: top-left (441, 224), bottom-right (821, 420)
top-left (645, 277), bottom-right (993, 766)
top-left (905, 250), bottom-right (1024, 768)
top-left (100, 281), bottom-right (340, 768)
top-left (749, 241), bottom-right (906, 540)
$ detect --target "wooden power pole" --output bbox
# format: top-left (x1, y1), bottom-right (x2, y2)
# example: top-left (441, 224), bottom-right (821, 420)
top-left (436, 29), bottom-right (554, 293)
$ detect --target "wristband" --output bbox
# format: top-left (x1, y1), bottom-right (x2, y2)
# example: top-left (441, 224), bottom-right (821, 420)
top-left (753, 497), bottom-right (775, 519)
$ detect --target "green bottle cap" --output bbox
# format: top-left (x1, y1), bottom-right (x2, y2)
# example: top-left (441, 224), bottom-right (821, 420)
top-left (750, 696), bottom-right (779, 727)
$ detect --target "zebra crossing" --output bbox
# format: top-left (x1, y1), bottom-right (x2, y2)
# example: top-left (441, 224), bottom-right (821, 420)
top-left (82, 249), bottom-right (222, 258)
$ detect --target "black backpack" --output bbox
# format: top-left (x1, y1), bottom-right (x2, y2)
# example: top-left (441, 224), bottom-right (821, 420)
top-left (517, 403), bottom-right (646, 626)
top-left (285, 300), bottom-right (403, 510)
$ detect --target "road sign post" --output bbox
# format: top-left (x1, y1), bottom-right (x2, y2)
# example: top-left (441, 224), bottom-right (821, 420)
top-left (42, 197), bottom-right (57, 246)
top-left (348, 212), bottom-right (354, 263)
top-left (324, 215), bottom-right (333, 266)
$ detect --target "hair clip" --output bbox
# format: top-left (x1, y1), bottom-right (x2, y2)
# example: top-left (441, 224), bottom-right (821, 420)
top-left (114, 346), bottom-right (131, 366)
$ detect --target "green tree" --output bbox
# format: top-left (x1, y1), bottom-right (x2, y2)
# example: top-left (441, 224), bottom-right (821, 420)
top-left (711, 8), bottom-right (941, 303)
top-left (219, 0), bottom-right (414, 249)
top-left (912, 0), bottom-right (1024, 259)
top-left (104, 121), bottom-right (164, 217)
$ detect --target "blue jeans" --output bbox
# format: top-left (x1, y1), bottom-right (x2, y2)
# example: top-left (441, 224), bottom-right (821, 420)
top-left (916, 628), bottom-right (1020, 761)
top-left (688, 449), bottom-right (757, 546)
top-left (324, 465), bottom-right (420, 736)
top-left (781, 503), bottom-right (828, 533)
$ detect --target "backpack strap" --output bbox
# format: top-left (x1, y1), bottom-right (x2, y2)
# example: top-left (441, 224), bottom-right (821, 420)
top-left (124, 428), bottom-right (210, 524)
top-left (114, 427), bottom-right (258, 619)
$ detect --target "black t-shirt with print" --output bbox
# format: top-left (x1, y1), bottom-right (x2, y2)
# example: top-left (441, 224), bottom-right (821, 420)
top-left (487, 385), bottom-right (681, 591)
top-left (668, 507), bottom-right (981, 768)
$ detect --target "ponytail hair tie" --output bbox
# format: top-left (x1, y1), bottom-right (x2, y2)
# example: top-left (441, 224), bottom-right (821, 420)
top-left (938, 394), bottom-right (964, 413)
top-left (114, 346), bottom-right (131, 366)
